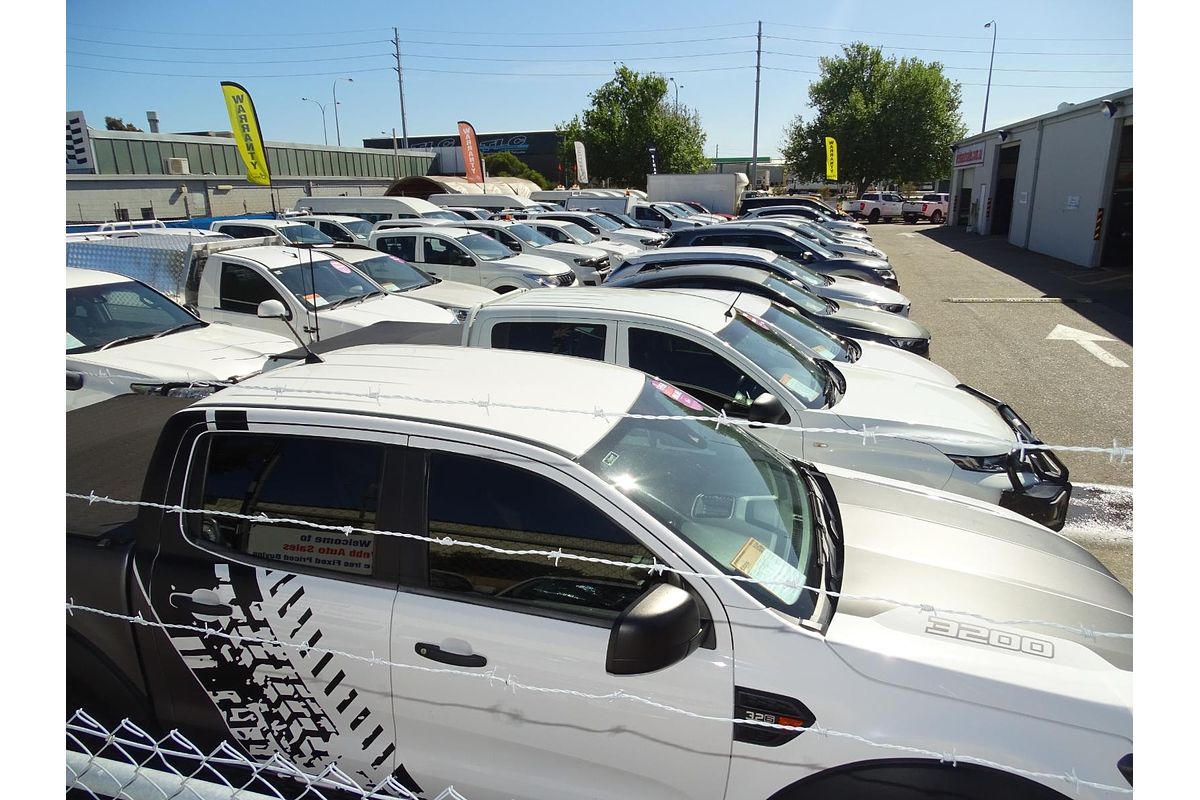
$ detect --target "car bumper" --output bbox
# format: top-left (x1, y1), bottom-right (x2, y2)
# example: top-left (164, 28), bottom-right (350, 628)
top-left (958, 384), bottom-right (1073, 531)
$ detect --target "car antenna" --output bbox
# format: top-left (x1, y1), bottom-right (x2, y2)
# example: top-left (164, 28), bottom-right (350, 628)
top-left (725, 291), bottom-right (742, 320)
top-left (305, 243), bottom-right (321, 346)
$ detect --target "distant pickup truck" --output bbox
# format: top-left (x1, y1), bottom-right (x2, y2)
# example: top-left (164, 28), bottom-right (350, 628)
top-left (902, 193), bottom-right (950, 224)
top-left (847, 192), bottom-right (907, 223)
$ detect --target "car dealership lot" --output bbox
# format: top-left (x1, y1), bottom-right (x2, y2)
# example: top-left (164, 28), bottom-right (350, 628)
top-left (869, 223), bottom-right (1133, 586)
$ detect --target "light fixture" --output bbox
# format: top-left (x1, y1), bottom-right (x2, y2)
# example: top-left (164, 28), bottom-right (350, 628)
top-left (1100, 99), bottom-right (1122, 118)
top-left (998, 129), bottom-right (1010, 142)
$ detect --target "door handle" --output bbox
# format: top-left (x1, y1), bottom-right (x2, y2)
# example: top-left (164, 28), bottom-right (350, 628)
top-left (415, 642), bottom-right (487, 668)
top-left (169, 589), bottom-right (232, 617)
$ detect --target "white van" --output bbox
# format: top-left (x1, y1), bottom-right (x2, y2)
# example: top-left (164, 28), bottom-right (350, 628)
top-left (564, 195), bottom-right (638, 215)
top-left (426, 193), bottom-right (541, 212)
top-left (293, 196), bottom-right (463, 225)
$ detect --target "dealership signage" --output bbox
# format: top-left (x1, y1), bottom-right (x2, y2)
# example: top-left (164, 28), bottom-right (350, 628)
top-left (954, 144), bottom-right (986, 169)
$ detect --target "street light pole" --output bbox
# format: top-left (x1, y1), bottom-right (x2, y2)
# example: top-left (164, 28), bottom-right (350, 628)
top-left (332, 77), bottom-right (354, 146)
top-left (301, 97), bottom-right (328, 145)
top-left (668, 77), bottom-right (683, 112)
top-left (982, 20), bottom-right (997, 133)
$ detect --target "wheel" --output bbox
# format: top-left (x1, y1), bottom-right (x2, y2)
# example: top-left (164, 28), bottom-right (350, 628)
top-left (868, 209), bottom-right (881, 224)
top-left (903, 214), bottom-right (917, 224)
top-left (930, 210), bottom-right (944, 224)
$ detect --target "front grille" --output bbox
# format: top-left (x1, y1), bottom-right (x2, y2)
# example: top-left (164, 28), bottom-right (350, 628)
top-left (554, 272), bottom-right (576, 287)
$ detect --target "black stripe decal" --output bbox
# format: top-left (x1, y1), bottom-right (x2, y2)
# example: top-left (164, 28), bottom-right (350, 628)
top-left (323, 669), bottom-right (346, 696)
top-left (312, 651), bottom-right (334, 677)
top-left (269, 573), bottom-right (296, 596)
top-left (213, 410), bottom-right (248, 430)
top-left (361, 724), bottom-right (384, 748)
top-left (279, 586), bottom-right (305, 617)
top-left (349, 708), bottom-right (370, 731)
top-left (371, 743), bottom-right (395, 768)
top-left (336, 689), bottom-right (358, 714)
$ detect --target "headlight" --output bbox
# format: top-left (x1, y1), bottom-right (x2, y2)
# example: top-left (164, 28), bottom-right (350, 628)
top-left (451, 307), bottom-right (469, 322)
top-left (879, 303), bottom-right (906, 314)
top-left (130, 382), bottom-right (219, 399)
top-left (887, 336), bottom-right (928, 354)
top-left (946, 453), bottom-right (1010, 473)
top-left (878, 269), bottom-right (896, 281)
top-left (525, 273), bottom-right (560, 288)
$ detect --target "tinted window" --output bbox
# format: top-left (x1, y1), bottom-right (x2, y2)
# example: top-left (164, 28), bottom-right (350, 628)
top-left (318, 222), bottom-right (355, 243)
top-left (219, 264), bottom-right (283, 313)
top-left (195, 435), bottom-right (385, 578)
top-left (377, 234), bottom-right (417, 261)
top-left (535, 225), bottom-right (570, 243)
top-left (491, 321), bottom-right (607, 361)
top-left (66, 280), bottom-right (200, 352)
top-left (427, 452), bottom-right (656, 621)
top-left (627, 328), bottom-right (767, 416)
top-left (424, 237), bottom-right (469, 265)
top-left (218, 224), bottom-right (269, 239)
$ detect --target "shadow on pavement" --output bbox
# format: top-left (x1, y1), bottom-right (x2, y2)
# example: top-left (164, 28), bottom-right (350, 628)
top-left (906, 224), bottom-right (1132, 345)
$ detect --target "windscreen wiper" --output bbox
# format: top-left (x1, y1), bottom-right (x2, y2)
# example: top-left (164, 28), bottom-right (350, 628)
top-left (98, 332), bottom-right (162, 350)
top-left (151, 320), bottom-right (206, 339)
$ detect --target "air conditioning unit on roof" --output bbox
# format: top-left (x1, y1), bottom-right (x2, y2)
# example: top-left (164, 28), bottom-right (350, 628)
top-left (164, 157), bottom-right (190, 175)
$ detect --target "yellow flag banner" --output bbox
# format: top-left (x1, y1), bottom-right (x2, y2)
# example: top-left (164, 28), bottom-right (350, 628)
top-left (221, 82), bottom-right (271, 186)
top-left (824, 137), bottom-right (838, 181)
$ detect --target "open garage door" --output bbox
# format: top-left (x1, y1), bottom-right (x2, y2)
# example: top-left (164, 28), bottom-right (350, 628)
top-left (1101, 124), bottom-right (1132, 269)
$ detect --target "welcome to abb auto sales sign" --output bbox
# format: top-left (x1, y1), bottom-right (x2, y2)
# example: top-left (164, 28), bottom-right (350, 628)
top-left (954, 145), bottom-right (985, 169)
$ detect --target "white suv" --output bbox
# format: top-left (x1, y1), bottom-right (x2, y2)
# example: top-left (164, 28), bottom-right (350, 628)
top-left (368, 226), bottom-right (576, 293)
top-left (459, 220), bottom-right (612, 285)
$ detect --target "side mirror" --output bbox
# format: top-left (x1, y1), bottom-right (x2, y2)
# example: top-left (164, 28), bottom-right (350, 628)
top-left (748, 392), bottom-right (790, 426)
top-left (801, 251), bottom-right (814, 262)
top-left (606, 583), bottom-right (704, 675)
top-left (257, 299), bottom-right (289, 320)
top-left (67, 370), bottom-right (84, 391)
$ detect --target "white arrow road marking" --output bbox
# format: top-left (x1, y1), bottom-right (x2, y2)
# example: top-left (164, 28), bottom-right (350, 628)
top-left (899, 232), bottom-right (919, 238)
top-left (1045, 324), bottom-right (1129, 368)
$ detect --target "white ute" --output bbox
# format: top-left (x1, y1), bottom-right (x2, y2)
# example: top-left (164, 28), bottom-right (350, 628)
top-left (64, 234), bottom-right (456, 346)
top-left (181, 344), bottom-right (1129, 799)
top-left (66, 267), bottom-right (293, 410)
top-left (463, 288), bottom-right (1073, 530)
top-left (458, 219), bottom-right (613, 285)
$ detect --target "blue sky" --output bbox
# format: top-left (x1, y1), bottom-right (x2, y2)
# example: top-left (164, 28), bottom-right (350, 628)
top-left (65, 0), bottom-right (1132, 157)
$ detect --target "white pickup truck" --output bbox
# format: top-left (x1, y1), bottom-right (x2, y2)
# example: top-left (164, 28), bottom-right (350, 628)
top-left (848, 192), bottom-right (907, 223)
top-left (903, 193), bottom-right (950, 224)
top-left (70, 345), bottom-right (1130, 800)
top-left (66, 267), bottom-right (294, 410)
top-left (65, 235), bottom-right (456, 346)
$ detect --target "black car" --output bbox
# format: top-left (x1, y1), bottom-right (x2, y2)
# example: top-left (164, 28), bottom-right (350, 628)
top-left (739, 194), bottom-right (848, 218)
top-left (604, 263), bottom-right (931, 356)
top-left (664, 224), bottom-right (898, 289)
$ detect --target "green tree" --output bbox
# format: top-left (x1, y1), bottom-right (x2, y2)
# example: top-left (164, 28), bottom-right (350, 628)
top-left (483, 151), bottom-right (550, 189)
top-left (557, 66), bottom-right (709, 189)
top-left (105, 116), bottom-right (142, 131)
top-left (780, 43), bottom-right (966, 196)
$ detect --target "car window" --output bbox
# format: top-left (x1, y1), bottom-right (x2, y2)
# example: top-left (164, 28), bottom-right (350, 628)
top-left (193, 434), bottom-right (386, 579)
top-left (491, 321), bottom-right (607, 361)
top-left (535, 225), bottom-right (570, 243)
top-left (318, 222), bottom-right (355, 243)
top-left (217, 224), bottom-right (267, 239)
top-left (376, 234), bottom-right (418, 262)
top-left (627, 328), bottom-right (767, 416)
top-left (426, 452), bottom-right (658, 621)
top-left (424, 237), bottom-right (469, 265)
top-left (219, 263), bottom-right (284, 313)
top-left (66, 280), bottom-right (201, 352)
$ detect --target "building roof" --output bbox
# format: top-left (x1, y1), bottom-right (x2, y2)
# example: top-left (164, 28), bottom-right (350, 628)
top-left (954, 88), bottom-right (1133, 147)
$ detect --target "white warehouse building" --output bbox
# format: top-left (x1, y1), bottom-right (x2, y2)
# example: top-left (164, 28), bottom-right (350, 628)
top-left (948, 88), bottom-right (1132, 269)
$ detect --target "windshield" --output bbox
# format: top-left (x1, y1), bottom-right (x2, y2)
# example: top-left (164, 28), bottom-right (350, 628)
top-left (424, 210), bottom-right (464, 222)
top-left (665, 203), bottom-right (694, 216)
top-left (67, 279), bottom-right (203, 353)
top-left (458, 232), bottom-right (517, 261)
top-left (280, 224), bottom-right (335, 245)
top-left (586, 214), bottom-right (621, 231)
top-left (770, 256), bottom-right (829, 288)
top-left (608, 212), bottom-right (641, 228)
top-left (346, 254), bottom-right (433, 293)
top-left (763, 275), bottom-right (834, 315)
top-left (654, 205), bottom-right (684, 219)
top-left (758, 303), bottom-right (850, 362)
top-left (717, 312), bottom-right (830, 408)
top-left (342, 220), bottom-right (373, 239)
top-left (507, 224), bottom-right (555, 247)
top-left (559, 222), bottom-right (599, 244)
top-left (270, 258), bottom-right (380, 309)
top-left (578, 378), bottom-right (822, 620)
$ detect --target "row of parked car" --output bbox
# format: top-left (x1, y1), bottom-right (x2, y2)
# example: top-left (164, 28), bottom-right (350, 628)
top-left (65, 189), bottom-right (1131, 799)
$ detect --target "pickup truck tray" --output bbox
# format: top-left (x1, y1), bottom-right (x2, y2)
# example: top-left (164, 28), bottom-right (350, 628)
top-left (266, 321), bottom-right (463, 366)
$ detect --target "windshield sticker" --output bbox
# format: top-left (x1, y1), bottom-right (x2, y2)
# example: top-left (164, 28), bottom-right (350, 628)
top-left (740, 310), bottom-right (773, 331)
top-left (380, 282), bottom-right (400, 292)
top-left (330, 260), bottom-right (354, 274)
top-left (386, 255), bottom-right (408, 265)
top-left (304, 293), bottom-right (326, 306)
top-left (651, 378), bottom-right (704, 411)
top-left (66, 332), bottom-right (84, 350)
top-left (602, 451), bottom-right (620, 467)
top-left (779, 372), bottom-right (822, 403)
top-left (731, 538), bottom-right (803, 604)
top-left (246, 525), bottom-right (374, 576)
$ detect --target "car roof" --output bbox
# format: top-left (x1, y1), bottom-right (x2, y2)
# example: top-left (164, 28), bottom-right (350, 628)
top-left (215, 219), bottom-right (308, 230)
top-left (482, 286), bottom-right (734, 334)
top-left (227, 245), bottom-right (342, 270)
top-left (292, 214), bottom-right (365, 224)
top-left (67, 267), bottom-right (144, 289)
top-left (614, 263), bottom-right (774, 285)
top-left (630, 245), bottom-right (776, 263)
top-left (196, 344), bottom-right (647, 459)
top-left (524, 218), bottom-right (576, 229)
top-left (374, 225), bottom-right (475, 238)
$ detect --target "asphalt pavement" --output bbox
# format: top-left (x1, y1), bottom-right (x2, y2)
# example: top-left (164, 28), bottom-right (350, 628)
top-left (866, 221), bottom-right (1133, 587)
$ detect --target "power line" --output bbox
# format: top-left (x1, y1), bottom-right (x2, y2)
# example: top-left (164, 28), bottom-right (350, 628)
top-left (760, 66), bottom-right (1129, 89)
top-left (67, 49), bottom-right (754, 66)
top-left (66, 63), bottom-right (754, 79)
top-left (761, 51), bottom-right (1133, 74)
top-left (764, 34), bottom-right (1130, 56)
top-left (66, 21), bottom-right (756, 37)
top-left (762, 20), bottom-right (1132, 42)
top-left (66, 36), bottom-right (388, 51)
top-left (66, 34), bottom-right (753, 52)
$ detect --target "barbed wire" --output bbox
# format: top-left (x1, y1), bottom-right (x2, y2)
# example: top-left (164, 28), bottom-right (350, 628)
top-left (66, 710), bottom-right (468, 800)
top-left (64, 610), bottom-right (1130, 796)
top-left (64, 492), bottom-right (1132, 642)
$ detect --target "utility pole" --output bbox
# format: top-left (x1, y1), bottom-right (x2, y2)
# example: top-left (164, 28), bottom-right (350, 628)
top-left (750, 20), bottom-right (762, 189)
top-left (392, 27), bottom-right (410, 148)
top-left (982, 20), bottom-right (998, 133)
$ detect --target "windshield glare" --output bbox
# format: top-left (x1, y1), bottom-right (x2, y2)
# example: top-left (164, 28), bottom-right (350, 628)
top-left (425, 211), bottom-right (464, 222)
top-left (764, 275), bottom-right (833, 315)
top-left (507, 224), bottom-right (555, 247)
top-left (578, 378), bottom-right (819, 619)
top-left (281, 224), bottom-right (335, 245)
top-left (459, 232), bottom-right (516, 261)
top-left (586, 214), bottom-right (621, 231)
top-left (343, 220), bottom-right (373, 239)
top-left (718, 313), bottom-right (829, 408)
top-left (347, 254), bottom-right (433, 293)
top-left (67, 280), bottom-right (201, 353)
top-left (270, 259), bottom-right (378, 309)
top-left (771, 256), bottom-right (826, 287)
top-left (759, 303), bottom-right (848, 361)
top-left (560, 222), bottom-right (598, 244)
